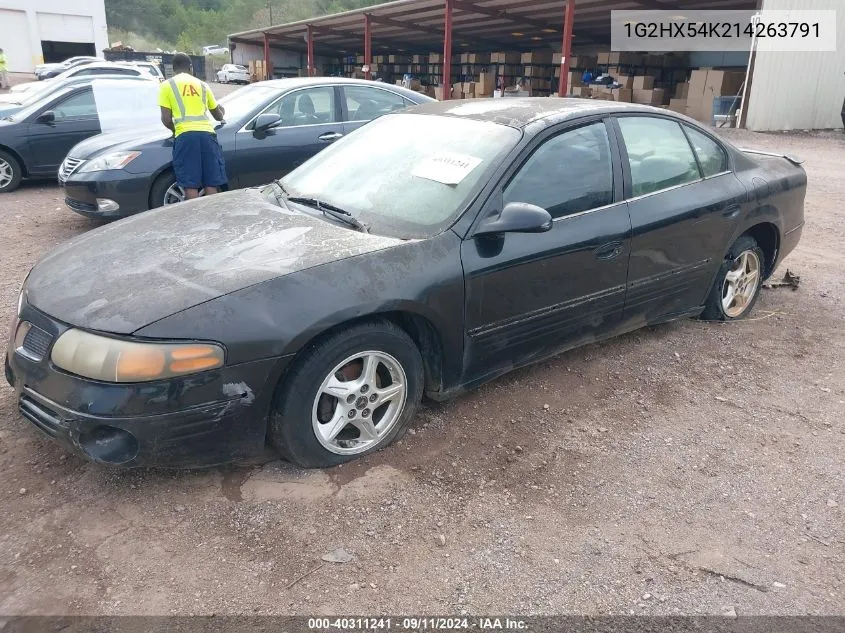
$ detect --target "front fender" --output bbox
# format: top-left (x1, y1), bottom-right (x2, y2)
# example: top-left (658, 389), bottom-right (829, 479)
top-left (133, 231), bottom-right (467, 387)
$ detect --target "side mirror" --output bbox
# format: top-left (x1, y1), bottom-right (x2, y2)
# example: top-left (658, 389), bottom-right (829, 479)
top-left (254, 113), bottom-right (282, 132)
top-left (475, 202), bottom-right (553, 237)
top-left (36, 110), bottom-right (56, 124)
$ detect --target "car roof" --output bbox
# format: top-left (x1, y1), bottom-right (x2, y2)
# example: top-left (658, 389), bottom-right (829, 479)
top-left (402, 97), bottom-right (695, 129)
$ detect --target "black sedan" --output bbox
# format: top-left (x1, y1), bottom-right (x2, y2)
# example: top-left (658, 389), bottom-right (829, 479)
top-left (0, 80), bottom-right (160, 193)
top-left (59, 77), bottom-right (433, 219)
top-left (6, 99), bottom-right (806, 469)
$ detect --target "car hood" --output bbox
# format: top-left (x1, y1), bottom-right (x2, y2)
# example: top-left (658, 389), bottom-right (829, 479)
top-left (25, 188), bottom-right (402, 334)
top-left (69, 124), bottom-right (170, 158)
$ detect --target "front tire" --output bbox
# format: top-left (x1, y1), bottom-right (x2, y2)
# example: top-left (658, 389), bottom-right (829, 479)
top-left (149, 171), bottom-right (201, 209)
top-left (702, 235), bottom-right (765, 321)
top-left (270, 321), bottom-right (425, 468)
top-left (0, 150), bottom-right (23, 193)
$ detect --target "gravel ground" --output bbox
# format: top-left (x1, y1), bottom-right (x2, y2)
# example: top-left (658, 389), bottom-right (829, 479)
top-left (0, 84), bottom-right (842, 616)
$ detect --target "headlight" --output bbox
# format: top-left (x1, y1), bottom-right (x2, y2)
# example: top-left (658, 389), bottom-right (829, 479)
top-left (51, 329), bottom-right (225, 383)
top-left (77, 151), bottom-right (141, 173)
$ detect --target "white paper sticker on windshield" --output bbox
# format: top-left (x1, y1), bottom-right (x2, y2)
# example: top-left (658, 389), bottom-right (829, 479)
top-left (412, 152), bottom-right (483, 186)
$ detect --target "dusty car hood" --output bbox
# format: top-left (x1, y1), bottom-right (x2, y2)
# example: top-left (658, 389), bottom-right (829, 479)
top-left (25, 188), bottom-right (402, 334)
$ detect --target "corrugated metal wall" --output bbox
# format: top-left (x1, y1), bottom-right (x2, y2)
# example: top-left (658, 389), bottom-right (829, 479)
top-left (746, 0), bottom-right (845, 131)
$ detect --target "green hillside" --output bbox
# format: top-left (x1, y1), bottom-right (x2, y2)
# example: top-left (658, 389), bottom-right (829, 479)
top-left (105, 0), bottom-right (383, 53)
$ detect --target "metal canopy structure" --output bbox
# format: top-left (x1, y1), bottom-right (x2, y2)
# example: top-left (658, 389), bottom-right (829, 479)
top-left (229, 0), bottom-right (758, 98)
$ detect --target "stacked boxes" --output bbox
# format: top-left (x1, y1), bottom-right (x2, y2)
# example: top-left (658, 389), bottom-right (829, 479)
top-left (685, 69), bottom-right (744, 123)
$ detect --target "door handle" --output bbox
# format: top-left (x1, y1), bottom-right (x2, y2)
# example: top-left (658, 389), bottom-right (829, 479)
top-left (723, 204), bottom-right (741, 219)
top-left (595, 241), bottom-right (624, 260)
top-left (318, 132), bottom-right (343, 142)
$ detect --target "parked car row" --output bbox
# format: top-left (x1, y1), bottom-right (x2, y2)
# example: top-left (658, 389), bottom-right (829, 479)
top-left (4, 85), bottom-right (806, 469)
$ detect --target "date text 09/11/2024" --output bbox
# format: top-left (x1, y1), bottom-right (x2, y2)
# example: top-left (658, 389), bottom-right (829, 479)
top-left (307, 617), bottom-right (529, 630)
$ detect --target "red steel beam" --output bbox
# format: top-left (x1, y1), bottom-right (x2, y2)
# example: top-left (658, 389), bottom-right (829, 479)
top-left (443, 0), bottom-right (453, 100)
top-left (364, 13), bottom-right (372, 80)
top-left (263, 32), bottom-right (271, 80)
top-left (558, 0), bottom-right (575, 97)
top-left (307, 24), bottom-right (315, 76)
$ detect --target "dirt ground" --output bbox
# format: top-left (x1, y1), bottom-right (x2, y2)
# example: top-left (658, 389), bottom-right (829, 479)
top-left (0, 85), bottom-right (843, 615)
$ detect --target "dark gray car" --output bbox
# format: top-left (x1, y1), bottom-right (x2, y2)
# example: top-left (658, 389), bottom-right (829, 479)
top-left (59, 77), bottom-right (434, 219)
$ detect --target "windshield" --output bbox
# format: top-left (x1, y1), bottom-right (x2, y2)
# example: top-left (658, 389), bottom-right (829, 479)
top-left (275, 113), bottom-right (520, 239)
top-left (217, 85), bottom-right (280, 124)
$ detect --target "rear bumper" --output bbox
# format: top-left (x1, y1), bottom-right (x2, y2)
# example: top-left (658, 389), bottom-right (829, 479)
top-left (62, 170), bottom-right (153, 219)
top-left (6, 303), bottom-right (293, 468)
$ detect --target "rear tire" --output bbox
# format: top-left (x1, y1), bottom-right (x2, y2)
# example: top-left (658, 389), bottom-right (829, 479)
top-left (0, 150), bottom-right (23, 193)
top-left (701, 235), bottom-right (765, 321)
top-left (270, 321), bottom-right (425, 468)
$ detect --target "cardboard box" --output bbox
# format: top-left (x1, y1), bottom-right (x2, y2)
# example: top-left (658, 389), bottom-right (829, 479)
top-left (429, 53), bottom-right (442, 63)
top-left (477, 72), bottom-right (495, 96)
top-left (553, 53), bottom-right (596, 67)
top-left (571, 86), bottom-right (592, 98)
top-left (591, 92), bottom-right (616, 101)
top-left (522, 50), bottom-right (554, 65)
top-left (633, 88), bottom-right (665, 105)
top-left (567, 71), bottom-right (583, 87)
top-left (468, 52), bottom-right (490, 65)
top-left (668, 98), bottom-right (687, 113)
top-left (632, 75), bottom-right (654, 90)
top-left (434, 85), bottom-right (447, 100)
top-left (615, 88), bottom-right (633, 102)
top-left (492, 51), bottom-right (521, 64)
top-left (452, 88), bottom-right (464, 99)
top-left (615, 74), bottom-right (634, 89)
top-left (601, 51), bottom-right (642, 65)
top-left (463, 81), bottom-right (476, 96)
top-left (412, 55), bottom-right (427, 65)
top-left (522, 64), bottom-right (552, 78)
top-left (605, 66), bottom-right (620, 77)
top-left (388, 55), bottom-right (410, 64)
top-left (674, 82), bottom-right (690, 99)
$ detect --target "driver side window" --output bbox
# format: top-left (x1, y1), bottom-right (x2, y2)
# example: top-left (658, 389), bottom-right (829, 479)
top-left (504, 122), bottom-right (614, 219)
top-left (51, 89), bottom-right (97, 120)
top-left (261, 87), bottom-right (337, 127)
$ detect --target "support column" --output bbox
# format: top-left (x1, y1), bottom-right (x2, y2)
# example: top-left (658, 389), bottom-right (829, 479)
top-left (364, 13), bottom-right (373, 80)
top-left (263, 32), bottom-right (271, 80)
top-left (307, 24), bottom-right (315, 76)
top-left (557, 0), bottom-right (575, 97)
top-left (442, 0), bottom-right (453, 100)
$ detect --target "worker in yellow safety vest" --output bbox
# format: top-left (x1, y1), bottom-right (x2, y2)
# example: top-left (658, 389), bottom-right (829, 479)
top-left (158, 53), bottom-right (226, 200)
top-left (0, 48), bottom-right (10, 90)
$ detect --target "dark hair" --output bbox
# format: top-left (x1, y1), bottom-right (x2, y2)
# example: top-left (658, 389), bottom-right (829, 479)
top-left (172, 53), bottom-right (192, 73)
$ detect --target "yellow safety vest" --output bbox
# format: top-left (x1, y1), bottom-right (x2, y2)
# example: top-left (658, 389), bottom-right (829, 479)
top-left (158, 73), bottom-right (216, 137)
top-left (0, 54), bottom-right (8, 72)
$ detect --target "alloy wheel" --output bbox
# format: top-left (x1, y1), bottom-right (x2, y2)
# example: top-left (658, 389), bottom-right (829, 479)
top-left (311, 351), bottom-right (407, 455)
top-left (0, 157), bottom-right (13, 189)
top-left (163, 183), bottom-right (204, 205)
top-left (722, 250), bottom-right (761, 318)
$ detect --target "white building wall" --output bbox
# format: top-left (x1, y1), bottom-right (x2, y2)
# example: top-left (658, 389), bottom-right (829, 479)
top-left (0, 0), bottom-right (108, 72)
top-left (746, 0), bottom-right (845, 131)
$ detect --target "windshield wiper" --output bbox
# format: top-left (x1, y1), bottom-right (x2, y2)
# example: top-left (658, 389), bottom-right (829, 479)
top-left (286, 196), bottom-right (369, 233)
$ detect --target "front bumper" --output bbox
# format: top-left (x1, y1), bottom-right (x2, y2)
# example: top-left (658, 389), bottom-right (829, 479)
top-left (6, 302), bottom-right (292, 468)
top-left (61, 170), bottom-right (154, 220)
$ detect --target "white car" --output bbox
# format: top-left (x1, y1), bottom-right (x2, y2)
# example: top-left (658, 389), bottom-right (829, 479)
top-left (12, 63), bottom-right (154, 93)
top-left (203, 45), bottom-right (229, 56)
top-left (127, 61), bottom-right (165, 82)
top-left (217, 64), bottom-right (250, 84)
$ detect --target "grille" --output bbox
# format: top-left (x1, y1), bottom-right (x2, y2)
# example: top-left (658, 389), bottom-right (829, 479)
top-left (58, 157), bottom-right (84, 182)
top-left (19, 394), bottom-right (66, 438)
top-left (21, 325), bottom-right (53, 361)
top-left (64, 197), bottom-right (97, 213)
